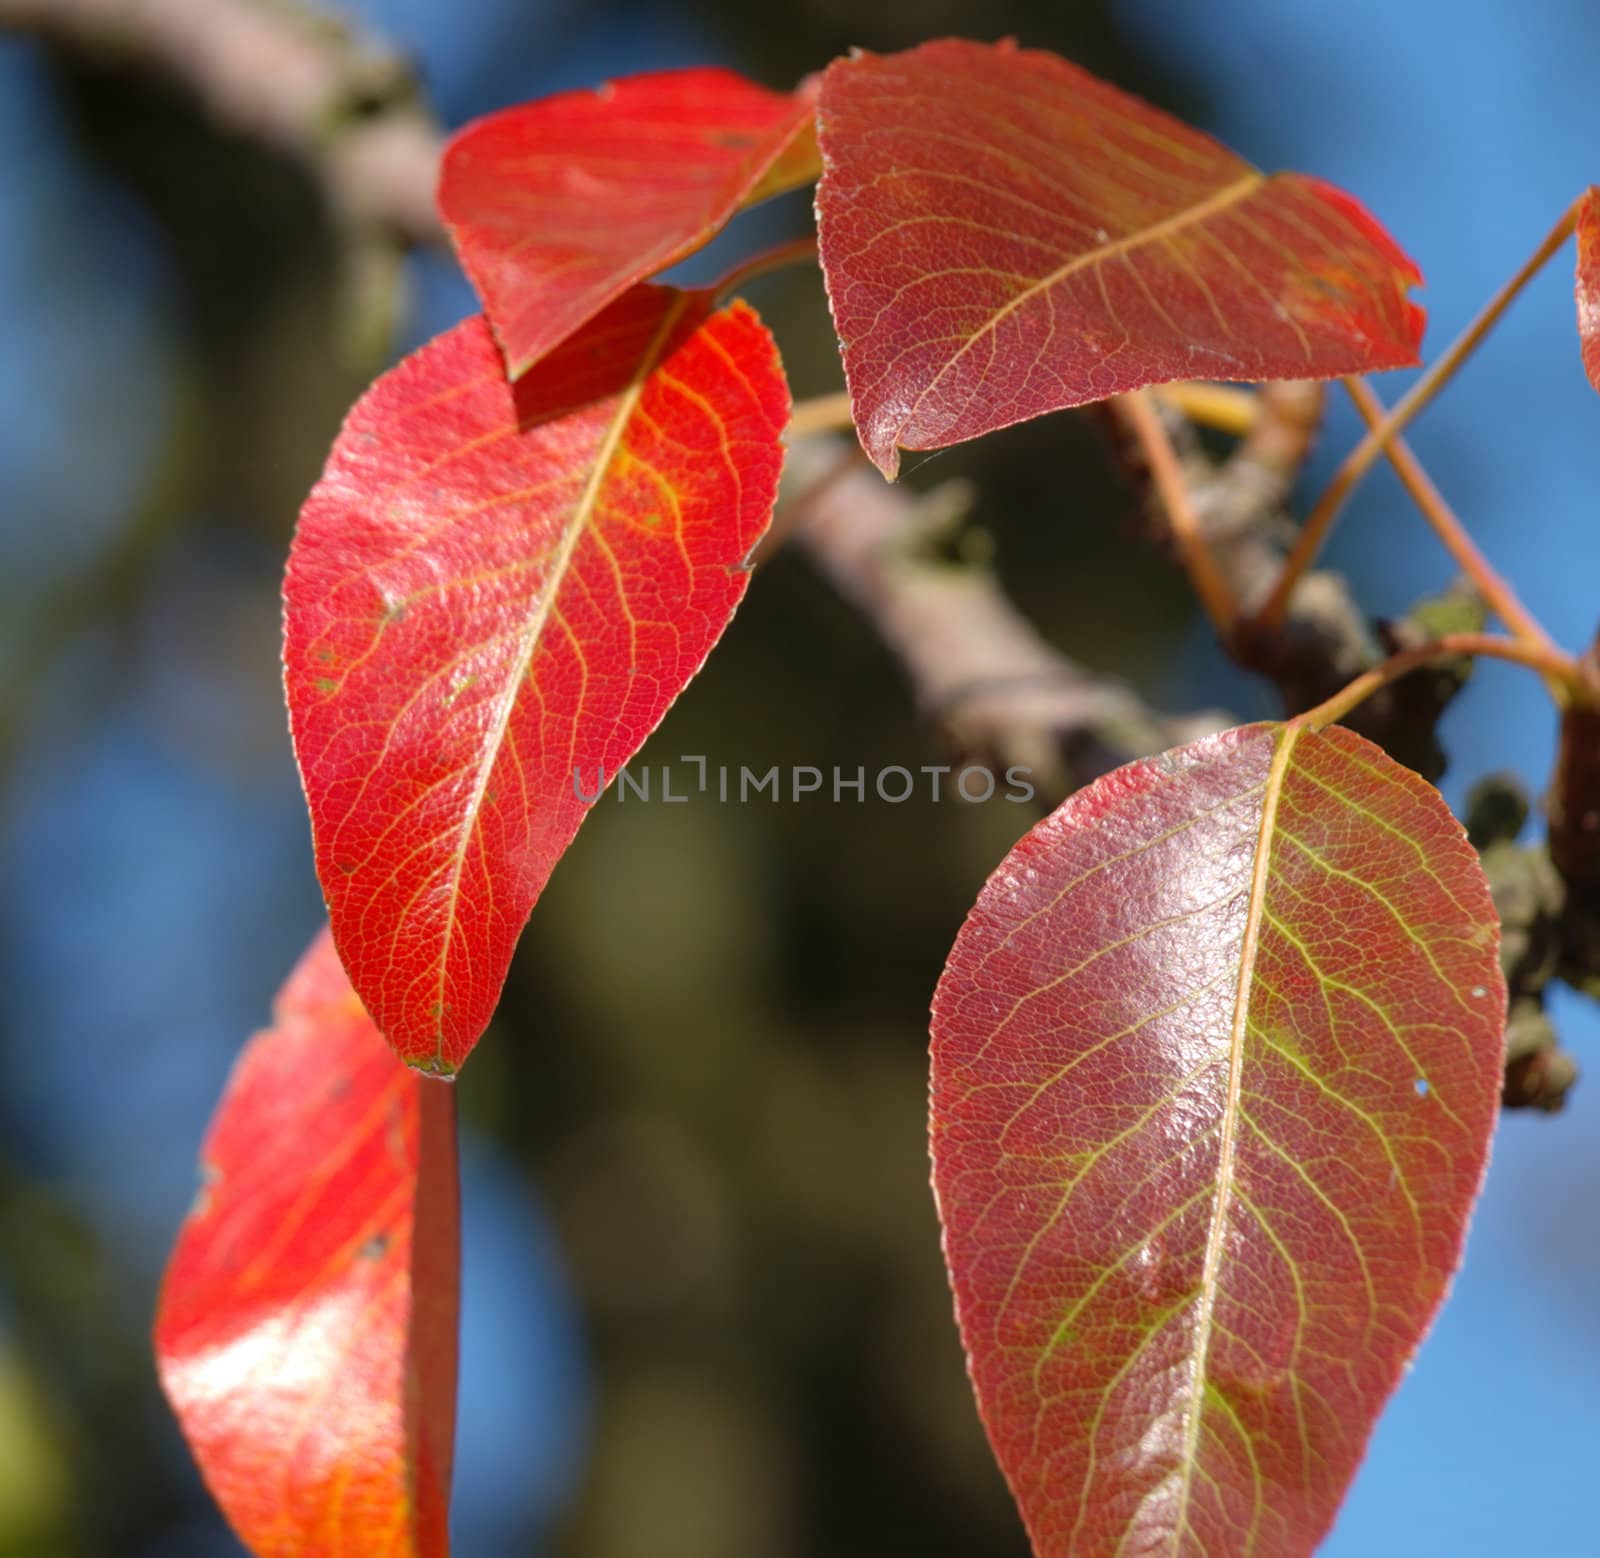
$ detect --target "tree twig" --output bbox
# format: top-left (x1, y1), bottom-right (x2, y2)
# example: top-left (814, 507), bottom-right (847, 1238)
top-left (783, 438), bottom-right (1228, 803)
top-left (1114, 391), bottom-right (1237, 636)
top-left (1257, 197), bottom-right (1582, 631)
top-left (15, 0), bottom-right (1588, 1106)
top-left (0, 0), bottom-right (444, 242)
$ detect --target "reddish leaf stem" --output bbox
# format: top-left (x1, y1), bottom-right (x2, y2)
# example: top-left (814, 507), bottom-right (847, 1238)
top-left (1258, 196), bottom-right (1583, 632)
top-left (1119, 390), bottom-right (1238, 636)
top-left (714, 233), bottom-right (820, 299)
top-left (1295, 632), bottom-right (1581, 733)
top-left (1340, 377), bottom-right (1557, 657)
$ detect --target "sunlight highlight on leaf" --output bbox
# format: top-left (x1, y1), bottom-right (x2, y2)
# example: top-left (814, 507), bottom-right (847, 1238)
top-left (284, 288), bottom-right (788, 1072)
top-left (930, 722), bottom-right (1504, 1557)
top-left (155, 929), bottom-right (459, 1558)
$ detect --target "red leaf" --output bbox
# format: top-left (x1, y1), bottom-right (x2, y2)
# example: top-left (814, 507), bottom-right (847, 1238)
top-left (817, 39), bottom-right (1425, 476)
top-left (439, 67), bottom-right (819, 377)
top-left (1576, 186), bottom-right (1600, 392)
top-left (930, 723), bottom-right (1504, 1557)
top-left (155, 929), bottom-right (459, 1558)
top-left (284, 289), bottom-right (787, 1072)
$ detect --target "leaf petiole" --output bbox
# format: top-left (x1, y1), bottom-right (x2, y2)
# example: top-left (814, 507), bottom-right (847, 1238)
top-left (713, 233), bottom-right (820, 300)
top-left (1293, 632), bottom-right (1583, 733)
top-left (1340, 376), bottom-right (1557, 659)
top-left (1118, 390), bottom-right (1238, 637)
top-left (1257, 195), bottom-right (1584, 634)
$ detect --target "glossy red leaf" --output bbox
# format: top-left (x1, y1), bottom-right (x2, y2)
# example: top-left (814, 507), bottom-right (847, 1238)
top-left (930, 722), bottom-right (1504, 1557)
top-left (817, 39), bottom-right (1425, 477)
top-left (285, 288), bottom-right (787, 1072)
top-left (1576, 186), bottom-right (1600, 392)
top-left (155, 929), bottom-right (459, 1558)
top-left (439, 67), bottom-right (819, 377)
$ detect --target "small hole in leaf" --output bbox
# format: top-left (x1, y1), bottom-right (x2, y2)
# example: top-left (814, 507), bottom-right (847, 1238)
top-left (1414, 1078), bottom-right (1430, 1097)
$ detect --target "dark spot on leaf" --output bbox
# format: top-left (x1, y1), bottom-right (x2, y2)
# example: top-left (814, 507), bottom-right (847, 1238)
top-left (359, 1232), bottom-right (391, 1260)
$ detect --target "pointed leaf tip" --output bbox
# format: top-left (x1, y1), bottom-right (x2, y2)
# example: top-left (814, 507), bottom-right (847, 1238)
top-left (931, 722), bottom-right (1503, 1557)
top-left (817, 39), bottom-right (1424, 477)
top-left (284, 289), bottom-right (788, 1070)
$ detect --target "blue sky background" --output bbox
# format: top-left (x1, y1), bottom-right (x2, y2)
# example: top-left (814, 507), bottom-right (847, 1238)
top-left (0, 0), bottom-right (1595, 1553)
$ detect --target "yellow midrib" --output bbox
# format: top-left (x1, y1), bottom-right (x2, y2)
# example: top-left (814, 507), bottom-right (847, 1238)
top-left (897, 171), bottom-right (1264, 445)
top-left (1165, 723), bottom-right (1298, 1552)
top-left (425, 295), bottom-right (689, 1071)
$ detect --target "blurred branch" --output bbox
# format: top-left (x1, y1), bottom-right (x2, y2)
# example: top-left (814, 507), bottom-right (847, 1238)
top-left (0, 0), bottom-right (444, 243)
top-left (13, 0), bottom-right (1585, 1112)
top-left (3, 0), bottom-right (1234, 810)
top-left (783, 438), bottom-right (1228, 804)
top-left (1111, 382), bottom-right (1500, 779)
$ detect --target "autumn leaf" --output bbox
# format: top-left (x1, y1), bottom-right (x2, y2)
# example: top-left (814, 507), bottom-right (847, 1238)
top-left (439, 67), bottom-right (819, 378)
top-left (284, 287), bottom-right (788, 1072)
top-left (155, 929), bottom-right (459, 1558)
top-left (1576, 186), bottom-right (1600, 392)
top-left (930, 723), bottom-right (1504, 1558)
top-left (817, 39), bottom-right (1425, 477)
